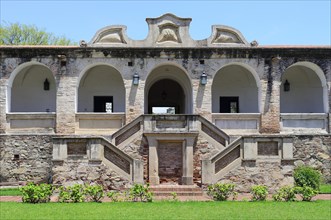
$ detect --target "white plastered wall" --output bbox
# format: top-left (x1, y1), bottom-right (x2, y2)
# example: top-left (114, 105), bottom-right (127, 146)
top-left (9, 62), bottom-right (56, 112)
top-left (280, 62), bottom-right (327, 113)
top-left (212, 63), bottom-right (260, 113)
top-left (77, 64), bottom-right (125, 112)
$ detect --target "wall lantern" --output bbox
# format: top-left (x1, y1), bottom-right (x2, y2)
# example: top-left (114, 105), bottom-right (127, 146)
top-left (133, 72), bottom-right (139, 85)
top-left (200, 71), bottom-right (207, 85)
top-left (44, 79), bottom-right (50, 91)
top-left (284, 79), bottom-right (290, 92)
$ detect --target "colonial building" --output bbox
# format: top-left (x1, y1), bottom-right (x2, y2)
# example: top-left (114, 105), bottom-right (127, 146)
top-left (0, 14), bottom-right (330, 191)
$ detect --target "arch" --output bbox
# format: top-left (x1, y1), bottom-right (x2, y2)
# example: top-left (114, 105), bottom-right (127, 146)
top-left (144, 63), bottom-right (193, 114)
top-left (212, 62), bottom-right (261, 113)
top-left (280, 61), bottom-right (328, 113)
top-left (77, 63), bottom-right (126, 113)
top-left (7, 61), bottom-right (56, 112)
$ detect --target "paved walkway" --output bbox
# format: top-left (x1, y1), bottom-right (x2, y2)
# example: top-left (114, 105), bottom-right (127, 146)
top-left (1, 194), bottom-right (330, 202)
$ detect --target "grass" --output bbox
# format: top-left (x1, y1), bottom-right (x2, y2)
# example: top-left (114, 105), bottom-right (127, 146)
top-left (0, 201), bottom-right (330, 220)
top-left (319, 184), bottom-right (331, 194)
top-left (0, 188), bottom-right (22, 196)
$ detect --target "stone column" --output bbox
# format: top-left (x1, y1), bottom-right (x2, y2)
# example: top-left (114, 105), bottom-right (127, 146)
top-left (0, 79), bottom-right (7, 133)
top-left (56, 75), bottom-right (76, 134)
top-left (182, 139), bottom-right (194, 185)
top-left (260, 58), bottom-right (281, 133)
top-left (146, 137), bottom-right (159, 185)
top-left (52, 139), bottom-right (67, 161)
top-left (88, 139), bottom-right (103, 161)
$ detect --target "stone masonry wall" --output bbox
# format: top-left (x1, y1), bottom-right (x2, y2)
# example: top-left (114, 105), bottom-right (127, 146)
top-left (218, 161), bottom-right (293, 193)
top-left (52, 160), bottom-right (130, 190)
top-left (0, 135), bottom-right (53, 183)
top-left (293, 135), bottom-right (331, 183)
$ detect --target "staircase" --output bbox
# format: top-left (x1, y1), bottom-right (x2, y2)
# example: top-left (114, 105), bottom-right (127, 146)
top-left (150, 185), bottom-right (210, 201)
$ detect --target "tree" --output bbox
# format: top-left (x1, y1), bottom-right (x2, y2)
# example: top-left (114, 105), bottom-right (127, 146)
top-left (0, 22), bottom-right (76, 45)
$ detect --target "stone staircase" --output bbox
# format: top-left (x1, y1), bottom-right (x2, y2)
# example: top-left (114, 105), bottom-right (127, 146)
top-left (150, 185), bottom-right (209, 201)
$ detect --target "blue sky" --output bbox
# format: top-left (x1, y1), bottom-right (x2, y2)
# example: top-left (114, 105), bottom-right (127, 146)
top-left (1, 0), bottom-right (330, 45)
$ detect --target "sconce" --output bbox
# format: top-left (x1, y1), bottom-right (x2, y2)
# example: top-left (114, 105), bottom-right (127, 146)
top-left (44, 79), bottom-right (50, 90)
top-left (200, 71), bottom-right (207, 85)
top-left (133, 72), bottom-right (139, 85)
top-left (284, 79), bottom-right (290, 92)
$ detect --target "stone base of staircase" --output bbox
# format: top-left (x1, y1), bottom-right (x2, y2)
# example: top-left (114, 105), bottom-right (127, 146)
top-left (150, 185), bottom-right (211, 201)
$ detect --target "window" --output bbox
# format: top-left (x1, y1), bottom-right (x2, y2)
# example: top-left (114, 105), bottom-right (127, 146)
top-left (220, 97), bottom-right (239, 113)
top-left (94, 96), bottom-right (113, 112)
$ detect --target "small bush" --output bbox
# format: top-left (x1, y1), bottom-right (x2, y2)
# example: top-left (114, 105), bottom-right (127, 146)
top-left (272, 186), bottom-right (296, 202)
top-left (207, 183), bottom-right (236, 201)
top-left (20, 182), bottom-right (53, 203)
top-left (107, 191), bottom-right (121, 202)
top-left (84, 184), bottom-right (104, 202)
top-left (295, 186), bottom-right (318, 202)
top-left (294, 165), bottom-right (322, 190)
top-left (129, 183), bottom-right (153, 202)
top-left (170, 192), bottom-right (178, 201)
top-left (250, 185), bottom-right (268, 201)
top-left (58, 184), bottom-right (85, 203)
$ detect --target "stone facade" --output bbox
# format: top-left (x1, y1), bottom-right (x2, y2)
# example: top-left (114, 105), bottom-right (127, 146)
top-left (0, 14), bottom-right (330, 191)
top-left (0, 135), bottom-right (53, 183)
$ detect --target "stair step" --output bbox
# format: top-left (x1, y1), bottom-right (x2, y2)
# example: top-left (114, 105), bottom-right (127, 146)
top-left (153, 191), bottom-right (203, 196)
top-left (150, 185), bottom-right (204, 197)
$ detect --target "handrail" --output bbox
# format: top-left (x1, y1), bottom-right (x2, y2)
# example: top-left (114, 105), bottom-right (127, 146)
top-left (211, 137), bottom-right (242, 163)
top-left (111, 115), bottom-right (143, 145)
top-left (197, 115), bottom-right (230, 146)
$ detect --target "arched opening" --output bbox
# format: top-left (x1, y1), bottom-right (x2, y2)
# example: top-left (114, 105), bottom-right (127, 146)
top-left (212, 63), bottom-right (260, 113)
top-left (280, 62), bottom-right (326, 113)
top-left (77, 64), bottom-right (125, 113)
top-left (145, 64), bottom-right (192, 114)
top-left (9, 62), bottom-right (56, 112)
top-left (148, 79), bottom-right (185, 114)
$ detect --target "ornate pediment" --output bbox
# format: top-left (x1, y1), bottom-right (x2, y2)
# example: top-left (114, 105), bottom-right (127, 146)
top-left (209, 25), bottom-right (249, 46)
top-left (157, 23), bottom-right (181, 43)
top-left (89, 26), bottom-right (127, 45)
top-left (87, 14), bottom-right (253, 47)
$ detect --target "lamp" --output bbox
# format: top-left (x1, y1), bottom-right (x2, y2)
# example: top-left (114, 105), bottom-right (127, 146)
top-left (284, 79), bottom-right (290, 92)
top-left (44, 79), bottom-right (50, 90)
top-left (200, 71), bottom-right (207, 85)
top-left (133, 72), bottom-right (139, 85)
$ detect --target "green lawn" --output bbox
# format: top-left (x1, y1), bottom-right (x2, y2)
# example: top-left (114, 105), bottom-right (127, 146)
top-left (320, 184), bottom-right (331, 194)
top-left (1, 201), bottom-right (330, 220)
top-left (0, 188), bottom-right (22, 196)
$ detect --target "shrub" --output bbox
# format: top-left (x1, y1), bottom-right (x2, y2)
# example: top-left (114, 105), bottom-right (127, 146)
top-left (58, 184), bottom-right (85, 203)
top-left (294, 165), bottom-right (322, 190)
top-left (129, 183), bottom-right (153, 202)
top-left (170, 192), bottom-right (178, 201)
top-left (272, 186), bottom-right (296, 202)
top-left (295, 186), bottom-right (318, 202)
top-left (107, 191), bottom-right (121, 202)
top-left (207, 183), bottom-right (236, 201)
top-left (250, 185), bottom-right (268, 201)
top-left (20, 182), bottom-right (53, 203)
top-left (84, 184), bottom-right (104, 202)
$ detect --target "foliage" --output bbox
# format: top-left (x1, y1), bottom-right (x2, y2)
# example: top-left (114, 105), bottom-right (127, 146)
top-left (107, 191), bottom-right (121, 202)
top-left (0, 187), bottom-right (22, 196)
top-left (0, 22), bottom-right (76, 45)
top-left (293, 165), bottom-right (322, 190)
top-left (84, 184), bottom-right (104, 202)
top-left (58, 184), bottom-right (85, 203)
top-left (250, 185), bottom-right (268, 201)
top-left (2, 201), bottom-right (331, 220)
top-left (272, 185), bottom-right (296, 202)
top-left (129, 183), bottom-right (153, 202)
top-left (295, 186), bottom-right (319, 202)
top-left (170, 192), bottom-right (178, 201)
top-left (19, 182), bottom-right (53, 203)
top-left (207, 183), bottom-right (236, 201)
